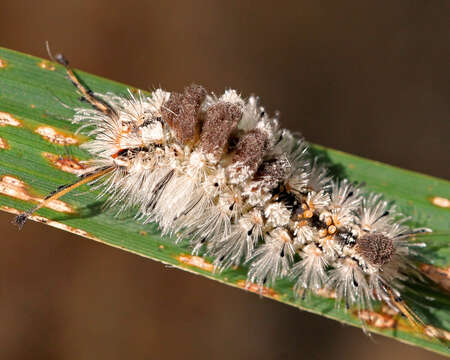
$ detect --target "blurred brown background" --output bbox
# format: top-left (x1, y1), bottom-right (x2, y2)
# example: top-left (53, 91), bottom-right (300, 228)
top-left (0, 1), bottom-right (449, 359)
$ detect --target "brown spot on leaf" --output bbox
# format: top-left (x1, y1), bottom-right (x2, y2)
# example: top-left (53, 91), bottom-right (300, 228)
top-left (177, 254), bottom-right (214, 272)
top-left (35, 126), bottom-right (78, 145)
top-left (0, 112), bottom-right (22, 127)
top-left (237, 280), bottom-right (280, 299)
top-left (380, 304), bottom-right (398, 316)
top-left (420, 264), bottom-right (450, 292)
top-left (0, 175), bottom-right (73, 213)
top-left (38, 60), bottom-right (55, 71)
top-left (313, 287), bottom-right (336, 299)
top-left (0, 137), bottom-right (9, 149)
top-left (0, 57), bottom-right (8, 68)
top-left (430, 196), bottom-right (450, 209)
top-left (357, 310), bottom-right (396, 329)
top-left (424, 326), bottom-right (450, 341)
top-left (42, 152), bottom-right (86, 175)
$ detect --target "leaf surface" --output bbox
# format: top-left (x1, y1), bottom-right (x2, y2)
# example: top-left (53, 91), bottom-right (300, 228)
top-left (0, 47), bottom-right (448, 356)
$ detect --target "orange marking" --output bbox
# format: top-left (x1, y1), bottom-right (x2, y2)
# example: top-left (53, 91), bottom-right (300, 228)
top-left (35, 126), bottom-right (78, 145)
top-left (424, 326), bottom-right (450, 341)
top-left (328, 225), bottom-right (337, 235)
top-left (111, 149), bottom-right (125, 159)
top-left (0, 57), bottom-right (7, 68)
top-left (0, 175), bottom-right (73, 213)
top-left (38, 60), bottom-right (56, 71)
top-left (0, 112), bottom-right (22, 127)
top-left (313, 287), bottom-right (336, 299)
top-left (177, 254), bottom-right (214, 272)
top-left (0, 137), bottom-right (9, 149)
top-left (42, 152), bottom-right (86, 175)
top-left (357, 310), bottom-right (396, 329)
top-left (237, 280), bottom-right (280, 299)
top-left (430, 196), bottom-right (450, 209)
top-left (420, 264), bottom-right (450, 292)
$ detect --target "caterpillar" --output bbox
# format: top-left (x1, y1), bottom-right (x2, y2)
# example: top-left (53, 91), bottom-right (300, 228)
top-left (14, 52), bottom-right (438, 337)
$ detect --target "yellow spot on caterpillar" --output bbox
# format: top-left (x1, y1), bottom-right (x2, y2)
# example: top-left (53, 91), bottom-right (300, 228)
top-left (1, 206), bottom-right (92, 238)
top-left (30, 104), bottom-right (36, 109)
top-left (177, 254), bottom-right (214, 272)
top-left (0, 137), bottom-right (9, 149)
top-left (430, 196), bottom-right (450, 209)
top-left (42, 152), bottom-right (86, 175)
top-left (0, 175), bottom-right (73, 213)
top-left (347, 163), bottom-right (355, 169)
top-left (0, 57), bottom-right (8, 68)
top-left (35, 126), bottom-right (78, 145)
top-left (139, 230), bottom-right (147, 236)
top-left (38, 60), bottom-right (55, 71)
top-left (237, 280), bottom-right (280, 299)
top-left (420, 264), bottom-right (450, 292)
top-left (0, 111), bottom-right (22, 127)
top-left (357, 310), bottom-right (395, 329)
top-left (159, 245), bottom-right (164, 249)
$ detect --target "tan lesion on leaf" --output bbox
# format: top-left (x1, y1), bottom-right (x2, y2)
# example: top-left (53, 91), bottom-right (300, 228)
top-left (177, 254), bottom-right (214, 272)
top-left (0, 57), bottom-right (8, 68)
top-left (237, 280), bottom-right (280, 299)
top-left (0, 175), bottom-right (73, 213)
top-left (296, 287), bottom-right (336, 299)
top-left (424, 326), bottom-right (450, 341)
top-left (312, 287), bottom-right (336, 299)
top-left (0, 137), bottom-right (9, 149)
top-left (42, 152), bottom-right (87, 175)
top-left (0, 111), bottom-right (22, 127)
top-left (38, 60), bottom-right (56, 71)
top-left (430, 196), bottom-right (450, 209)
top-left (356, 304), bottom-right (450, 341)
top-left (356, 309), bottom-right (396, 329)
top-left (35, 126), bottom-right (78, 145)
top-left (420, 264), bottom-right (450, 292)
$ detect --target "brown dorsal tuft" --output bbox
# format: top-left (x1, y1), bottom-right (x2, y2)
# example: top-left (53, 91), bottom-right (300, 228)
top-left (254, 155), bottom-right (291, 190)
top-left (356, 233), bottom-right (395, 266)
top-left (199, 102), bottom-right (242, 160)
top-left (228, 129), bottom-right (268, 182)
top-left (161, 84), bottom-right (207, 144)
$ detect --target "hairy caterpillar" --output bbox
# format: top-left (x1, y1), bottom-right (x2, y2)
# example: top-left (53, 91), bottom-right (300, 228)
top-left (14, 52), bottom-right (440, 337)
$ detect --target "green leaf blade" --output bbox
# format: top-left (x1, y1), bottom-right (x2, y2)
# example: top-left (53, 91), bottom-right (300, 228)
top-left (0, 47), bottom-right (448, 356)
